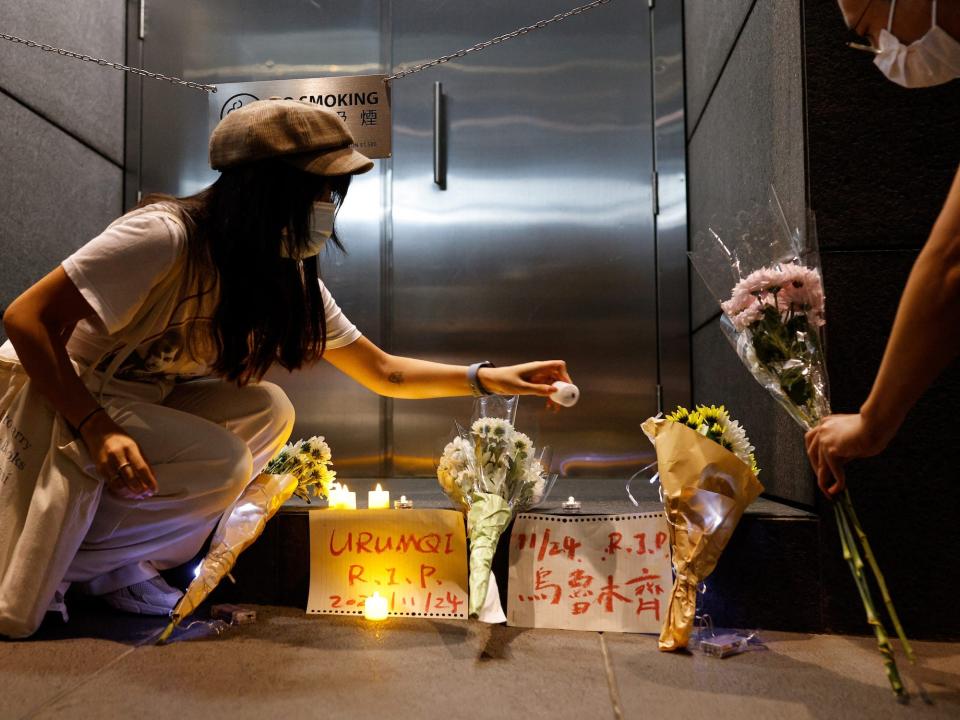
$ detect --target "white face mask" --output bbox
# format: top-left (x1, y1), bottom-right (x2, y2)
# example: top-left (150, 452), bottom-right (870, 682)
top-left (874, 0), bottom-right (960, 88)
top-left (281, 201), bottom-right (336, 260)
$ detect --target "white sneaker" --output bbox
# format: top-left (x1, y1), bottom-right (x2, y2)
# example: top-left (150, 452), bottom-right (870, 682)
top-left (101, 576), bottom-right (184, 616)
top-left (47, 581), bottom-right (71, 622)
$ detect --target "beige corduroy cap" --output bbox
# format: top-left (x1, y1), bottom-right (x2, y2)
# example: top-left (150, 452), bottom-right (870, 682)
top-left (209, 98), bottom-right (374, 176)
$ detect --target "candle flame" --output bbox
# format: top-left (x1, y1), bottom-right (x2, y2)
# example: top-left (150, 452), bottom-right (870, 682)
top-left (569, 496), bottom-right (575, 502)
top-left (375, 483), bottom-right (383, 492)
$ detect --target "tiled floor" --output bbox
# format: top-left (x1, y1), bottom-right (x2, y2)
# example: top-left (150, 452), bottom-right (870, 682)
top-left (3, 603), bottom-right (957, 720)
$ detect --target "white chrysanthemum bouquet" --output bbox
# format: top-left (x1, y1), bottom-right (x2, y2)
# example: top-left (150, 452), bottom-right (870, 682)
top-left (438, 418), bottom-right (551, 512)
top-left (437, 397), bottom-right (556, 620)
top-left (264, 435), bottom-right (336, 502)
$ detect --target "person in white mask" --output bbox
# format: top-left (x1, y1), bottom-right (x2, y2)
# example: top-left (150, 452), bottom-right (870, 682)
top-left (806, 3), bottom-right (960, 496)
top-left (0, 100), bottom-right (574, 637)
top-left (840, 0), bottom-right (960, 86)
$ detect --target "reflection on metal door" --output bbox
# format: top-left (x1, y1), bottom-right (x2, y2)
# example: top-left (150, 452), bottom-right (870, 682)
top-left (129, 0), bottom-right (661, 480)
top-left (389, 1), bottom-right (657, 477)
top-left (132, 1), bottom-right (385, 476)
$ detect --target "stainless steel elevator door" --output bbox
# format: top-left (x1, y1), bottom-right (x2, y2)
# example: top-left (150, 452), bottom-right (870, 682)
top-left (138, 0), bottom-right (385, 475)
top-left (132, 0), bottom-right (659, 481)
top-left (389, 1), bottom-right (658, 477)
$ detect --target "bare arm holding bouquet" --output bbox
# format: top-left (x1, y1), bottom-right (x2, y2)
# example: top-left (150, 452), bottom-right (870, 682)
top-left (805, 164), bottom-right (960, 496)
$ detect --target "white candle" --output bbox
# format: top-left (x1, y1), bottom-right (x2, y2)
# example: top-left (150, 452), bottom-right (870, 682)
top-left (327, 484), bottom-right (342, 508)
top-left (364, 591), bottom-right (389, 621)
top-left (341, 484), bottom-right (356, 510)
top-left (394, 495), bottom-right (414, 509)
top-left (551, 381), bottom-right (580, 407)
top-left (329, 483), bottom-right (356, 510)
top-left (368, 483), bottom-right (390, 509)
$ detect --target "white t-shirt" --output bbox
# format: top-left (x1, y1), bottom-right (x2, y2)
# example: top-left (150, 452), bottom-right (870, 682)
top-left (1, 204), bottom-right (361, 381)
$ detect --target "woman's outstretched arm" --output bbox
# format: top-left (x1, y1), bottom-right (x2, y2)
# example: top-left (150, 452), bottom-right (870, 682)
top-left (323, 336), bottom-right (572, 403)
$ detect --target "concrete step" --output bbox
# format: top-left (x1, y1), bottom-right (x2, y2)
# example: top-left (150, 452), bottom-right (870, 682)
top-left (203, 477), bottom-right (821, 633)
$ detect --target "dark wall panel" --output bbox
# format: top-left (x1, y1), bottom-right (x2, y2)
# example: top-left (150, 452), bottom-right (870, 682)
top-left (683, 0), bottom-right (756, 138)
top-left (815, 250), bottom-right (960, 640)
top-left (803, 0), bottom-right (960, 253)
top-left (0, 93), bottom-right (123, 329)
top-left (686, 0), bottom-right (806, 332)
top-left (0, 0), bottom-right (126, 164)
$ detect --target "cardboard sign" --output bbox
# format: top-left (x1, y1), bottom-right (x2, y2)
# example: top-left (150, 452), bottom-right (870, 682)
top-left (507, 512), bottom-right (671, 633)
top-left (308, 509), bottom-right (468, 619)
top-left (211, 75), bottom-right (391, 159)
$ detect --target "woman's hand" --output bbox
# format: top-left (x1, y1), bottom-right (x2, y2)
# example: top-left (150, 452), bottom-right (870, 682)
top-left (478, 360), bottom-right (573, 408)
top-left (804, 413), bottom-right (890, 498)
top-left (79, 411), bottom-right (158, 499)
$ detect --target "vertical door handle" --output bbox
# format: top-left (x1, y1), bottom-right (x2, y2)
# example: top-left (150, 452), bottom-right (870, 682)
top-left (433, 81), bottom-right (447, 189)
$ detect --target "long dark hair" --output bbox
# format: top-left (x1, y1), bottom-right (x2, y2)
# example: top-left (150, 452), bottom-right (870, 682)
top-left (141, 160), bottom-right (351, 385)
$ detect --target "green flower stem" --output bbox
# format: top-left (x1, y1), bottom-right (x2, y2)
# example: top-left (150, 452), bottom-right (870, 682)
top-left (834, 503), bottom-right (906, 698)
top-left (841, 489), bottom-right (916, 663)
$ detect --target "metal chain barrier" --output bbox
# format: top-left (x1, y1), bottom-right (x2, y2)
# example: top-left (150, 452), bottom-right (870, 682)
top-left (384, 0), bottom-right (613, 81)
top-left (0, 0), bottom-right (614, 93)
top-left (0, 31), bottom-right (217, 93)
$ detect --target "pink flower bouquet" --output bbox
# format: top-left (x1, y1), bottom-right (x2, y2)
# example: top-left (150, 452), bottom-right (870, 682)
top-left (689, 187), bottom-right (913, 699)
top-left (719, 261), bottom-right (830, 428)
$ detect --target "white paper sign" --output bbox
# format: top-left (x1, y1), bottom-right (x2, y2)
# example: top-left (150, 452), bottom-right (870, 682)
top-left (308, 509), bottom-right (468, 619)
top-left (507, 512), bottom-right (671, 633)
top-left (211, 75), bottom-right (391, 159)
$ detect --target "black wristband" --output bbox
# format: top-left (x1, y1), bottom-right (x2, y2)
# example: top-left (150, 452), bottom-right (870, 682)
top-left (75, 406), bottom-right (106, 434)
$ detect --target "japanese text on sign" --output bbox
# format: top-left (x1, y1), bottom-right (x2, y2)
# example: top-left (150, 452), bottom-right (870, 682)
top-left (507, 513), bottom-right (671, 633)
top-left (308, 509), bottom-right (468, 618)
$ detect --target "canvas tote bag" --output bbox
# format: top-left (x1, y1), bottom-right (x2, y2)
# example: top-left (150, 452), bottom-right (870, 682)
top-left (0, 359), bottom-right (104, 637)
top-left (0, 206), bottom-right (188, 638)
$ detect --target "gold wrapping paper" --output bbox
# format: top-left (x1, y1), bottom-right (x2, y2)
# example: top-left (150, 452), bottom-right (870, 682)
top-left (642, 417), bottom-right (763, 652)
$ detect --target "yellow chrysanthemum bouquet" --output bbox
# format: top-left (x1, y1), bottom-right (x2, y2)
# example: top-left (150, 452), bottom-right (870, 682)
top-left (643, 404), bottom-right (763, 652)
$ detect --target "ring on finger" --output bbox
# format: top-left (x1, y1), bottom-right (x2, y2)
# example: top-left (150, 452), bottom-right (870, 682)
top-left (113, 461), bottom-right (133, 479)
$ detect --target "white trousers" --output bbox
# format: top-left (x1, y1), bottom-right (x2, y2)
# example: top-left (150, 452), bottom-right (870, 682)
top-left (64, 379), bottom-right (294, 595)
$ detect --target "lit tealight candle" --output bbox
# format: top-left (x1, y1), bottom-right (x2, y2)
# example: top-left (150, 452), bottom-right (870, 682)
top-left (364, 591), bottom-right (389, 621)
top-left (329, 483), bottom-right (356, 510)
top-left (327, 484), bottom-right (342, 508)
top-left (368, 483), bottom-right (390, 509)
top-left (562, 496), bottom-right (582, 512)
top-left (394, 495), bottom-right (414, 509)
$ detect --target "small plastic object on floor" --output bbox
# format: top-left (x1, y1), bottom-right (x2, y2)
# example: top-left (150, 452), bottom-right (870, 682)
top-left (211, 603), bottom-right (257, 625)
top-left (691, 610), bottom-right (763, 659)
